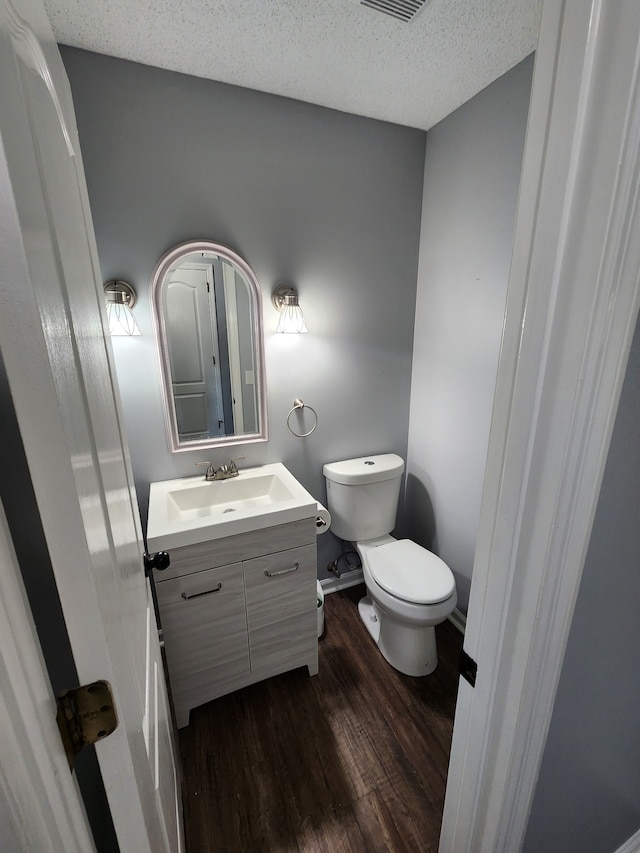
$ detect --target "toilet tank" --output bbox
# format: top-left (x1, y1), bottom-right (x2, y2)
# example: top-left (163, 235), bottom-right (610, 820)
top-left (323, 454), bottom-right (404, 542)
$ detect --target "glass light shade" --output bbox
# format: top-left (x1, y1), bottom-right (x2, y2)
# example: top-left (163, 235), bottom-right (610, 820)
top-left (276, 296), bottom-right (308, 334)
top-left (106, 300), bottom-right (141, 336)
top-left (104, 281), bottom-right (141, 336)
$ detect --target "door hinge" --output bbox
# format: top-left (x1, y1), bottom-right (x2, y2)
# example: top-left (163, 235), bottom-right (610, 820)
top-left (459, 649), bottom-right (478, 688)
top-left (56, 681), bottom-right (118, 771)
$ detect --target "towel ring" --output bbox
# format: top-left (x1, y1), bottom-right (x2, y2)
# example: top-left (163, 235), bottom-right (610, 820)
top-left (286, 399), bottom-right (318, 437)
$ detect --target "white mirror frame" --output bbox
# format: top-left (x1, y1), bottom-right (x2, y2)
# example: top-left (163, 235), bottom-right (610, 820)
top-left (151, 240), bottom-right (268, 453)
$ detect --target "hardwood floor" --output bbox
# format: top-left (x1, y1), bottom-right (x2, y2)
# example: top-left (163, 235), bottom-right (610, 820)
top-left (179, 585), bottom-right (463, 852)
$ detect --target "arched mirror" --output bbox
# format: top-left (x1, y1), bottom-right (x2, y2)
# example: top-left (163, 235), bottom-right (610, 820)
top-left (151, 240), bottom-right (267, 453)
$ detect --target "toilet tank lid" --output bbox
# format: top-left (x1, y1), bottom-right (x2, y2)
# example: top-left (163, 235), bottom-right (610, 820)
top-left (323, 453), bottom-right (404, 485)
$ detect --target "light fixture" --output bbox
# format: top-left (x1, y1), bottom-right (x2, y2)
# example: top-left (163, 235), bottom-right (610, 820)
top-left (103, 280), bottom-right (141, 336)
top-left (272, 284), bottom-right (308, 334)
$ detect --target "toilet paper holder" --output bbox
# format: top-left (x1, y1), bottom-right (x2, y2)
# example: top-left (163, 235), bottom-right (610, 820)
top-left (315, 501), bottom-right (331, 535)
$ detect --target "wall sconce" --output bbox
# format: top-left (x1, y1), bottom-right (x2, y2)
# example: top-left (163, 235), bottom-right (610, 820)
top-left (272, 284), bottom-right (308, 334)
top-left (103, 280), bottom-right (141, 336)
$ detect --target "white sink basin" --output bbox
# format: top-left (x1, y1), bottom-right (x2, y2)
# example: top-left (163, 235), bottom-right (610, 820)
top-left (147, 463), bottom-right (317, 550)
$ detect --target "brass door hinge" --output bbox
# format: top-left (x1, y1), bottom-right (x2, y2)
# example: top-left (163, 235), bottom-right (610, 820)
top-left (56, 680), bottom-right (118, 771)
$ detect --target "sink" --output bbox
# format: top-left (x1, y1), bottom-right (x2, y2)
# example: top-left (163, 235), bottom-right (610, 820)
top-left (147, 463), bottom-right (317, 550)
top-left (167, 472), bottom-right (295, 517)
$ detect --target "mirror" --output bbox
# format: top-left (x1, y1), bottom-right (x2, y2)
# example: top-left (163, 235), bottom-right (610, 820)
top-left (151, 240), bottom-right (267, 453)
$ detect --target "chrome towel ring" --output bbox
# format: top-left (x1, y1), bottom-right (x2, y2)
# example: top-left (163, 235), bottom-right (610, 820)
top-left (286, 398), bottom-right (318, 437)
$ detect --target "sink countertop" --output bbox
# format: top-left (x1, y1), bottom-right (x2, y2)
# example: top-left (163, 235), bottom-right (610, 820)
top-left (147, 462), bottom-right (317, 551)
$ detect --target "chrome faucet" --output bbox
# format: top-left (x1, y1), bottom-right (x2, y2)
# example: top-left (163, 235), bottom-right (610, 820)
top-left (196, 456), bottom-right (245, 481)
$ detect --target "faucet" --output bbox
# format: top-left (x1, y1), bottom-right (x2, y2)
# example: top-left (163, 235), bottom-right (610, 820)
top-left (196, 456), bottom-right (245, 481)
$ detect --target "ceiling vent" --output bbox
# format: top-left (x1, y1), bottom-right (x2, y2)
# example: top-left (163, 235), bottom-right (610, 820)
top-left (359, 0), bottom-right (428, 23)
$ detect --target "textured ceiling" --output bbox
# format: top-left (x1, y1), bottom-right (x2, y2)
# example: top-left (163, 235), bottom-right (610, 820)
top-left (44, 0), bottom-right (542, 130)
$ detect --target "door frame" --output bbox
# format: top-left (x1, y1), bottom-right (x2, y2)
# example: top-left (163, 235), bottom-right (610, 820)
top-left (440, 0), bottom-right (640, 849)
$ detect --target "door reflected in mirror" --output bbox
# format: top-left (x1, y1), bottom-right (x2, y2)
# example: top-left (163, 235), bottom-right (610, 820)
top-left (151, 241), bottom-right (267, 453)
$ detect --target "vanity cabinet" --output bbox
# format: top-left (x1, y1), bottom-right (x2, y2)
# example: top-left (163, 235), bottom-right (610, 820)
top-left (154, 518), bottom-right (318, 728)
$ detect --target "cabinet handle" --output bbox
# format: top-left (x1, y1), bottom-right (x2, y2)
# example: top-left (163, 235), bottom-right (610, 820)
top-left (181, 582), bottom-right (222, 600)
top-left (264, 562), bottom-right (299, 578)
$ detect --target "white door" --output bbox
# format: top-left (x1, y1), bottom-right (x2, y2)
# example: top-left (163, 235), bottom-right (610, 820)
top-left (0, 0), bottom-right (183, 850)
top-left (0, 499), bottom-right (97, 852)
top-left (166, 262), bottom-right (225, 438)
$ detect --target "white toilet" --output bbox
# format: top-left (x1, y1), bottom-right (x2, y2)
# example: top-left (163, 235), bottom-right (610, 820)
top-left (323, 453), bottom-right (457, 677)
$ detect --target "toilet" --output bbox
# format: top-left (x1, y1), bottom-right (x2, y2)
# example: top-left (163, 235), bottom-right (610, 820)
top-left (323, 453), bottom-right (457, 677)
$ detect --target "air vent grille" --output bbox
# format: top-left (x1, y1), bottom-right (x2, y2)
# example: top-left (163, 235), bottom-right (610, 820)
top-left (360, 0), bottom-right (427, 23)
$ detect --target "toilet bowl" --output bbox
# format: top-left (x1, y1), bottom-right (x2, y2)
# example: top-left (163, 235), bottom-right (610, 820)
top-left (323, 453), bottom-right (457, 677)
top-left (356, 536), bottom-right (456, 676)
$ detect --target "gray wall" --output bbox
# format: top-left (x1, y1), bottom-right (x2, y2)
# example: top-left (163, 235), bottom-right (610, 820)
top-left (524, 314), bottom-right (640, 852)
top-left (404, 56), bottom-right (534, 611)
top-left (61, 48), bottom-right (426, 575)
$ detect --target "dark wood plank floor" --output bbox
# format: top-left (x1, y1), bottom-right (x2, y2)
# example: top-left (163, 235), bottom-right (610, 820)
top-left (179, 585), bottom-right (463, 852)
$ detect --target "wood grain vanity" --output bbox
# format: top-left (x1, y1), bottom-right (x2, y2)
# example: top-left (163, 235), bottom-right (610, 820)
top-left (153, 517), bottom-right (318, 728)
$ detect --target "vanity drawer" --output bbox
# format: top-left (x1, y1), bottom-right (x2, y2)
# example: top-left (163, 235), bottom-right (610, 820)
top-left (156, 562), bottom-right (250, 726)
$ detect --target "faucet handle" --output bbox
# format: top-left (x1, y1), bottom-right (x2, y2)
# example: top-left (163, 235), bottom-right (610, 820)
top-left (196, 461), bottom-right (216, 480)
top-left (229, 455), bottom-right (245, 473)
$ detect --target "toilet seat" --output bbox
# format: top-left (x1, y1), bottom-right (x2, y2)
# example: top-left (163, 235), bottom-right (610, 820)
top-left (367, 539), bottom-right (455, 605)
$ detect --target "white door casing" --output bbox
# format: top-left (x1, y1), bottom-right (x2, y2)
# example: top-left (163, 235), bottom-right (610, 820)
top-left (440, 0), bottom-right (640, 850)
top-left (0, 0), bottom-right (183, 850)
top-left (223, 258), bottom-right (246, 434)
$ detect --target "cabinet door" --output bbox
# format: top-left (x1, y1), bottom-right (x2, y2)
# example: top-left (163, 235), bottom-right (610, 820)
top-left (156, 562), bottom-right (249, 726)
top-left (244, 544), bottom-right (317, 676)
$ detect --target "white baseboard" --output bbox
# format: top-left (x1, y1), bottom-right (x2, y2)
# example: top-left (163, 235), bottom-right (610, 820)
top-left (320, 570), bottom-right (363, 595)
top-left (615, 828), bottom-right (640, 853)
top-left (448, 607), bottom-right (467, 635)
top-left (321, 573), bottom-right (467, 638)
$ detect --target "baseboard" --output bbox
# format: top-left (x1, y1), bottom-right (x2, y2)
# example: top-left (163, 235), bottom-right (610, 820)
top-left (615, 828), bottom-right (640, 853)
top-left (320, 570), bottom-right (363, 595)
top-left (448, 607), bottom-right (467, 635)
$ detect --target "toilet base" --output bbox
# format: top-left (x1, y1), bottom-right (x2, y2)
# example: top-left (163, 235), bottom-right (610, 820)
top-left (358, 594), bottom-right (438, 677)
top-left (358, 595), bottom-right (381, 643)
